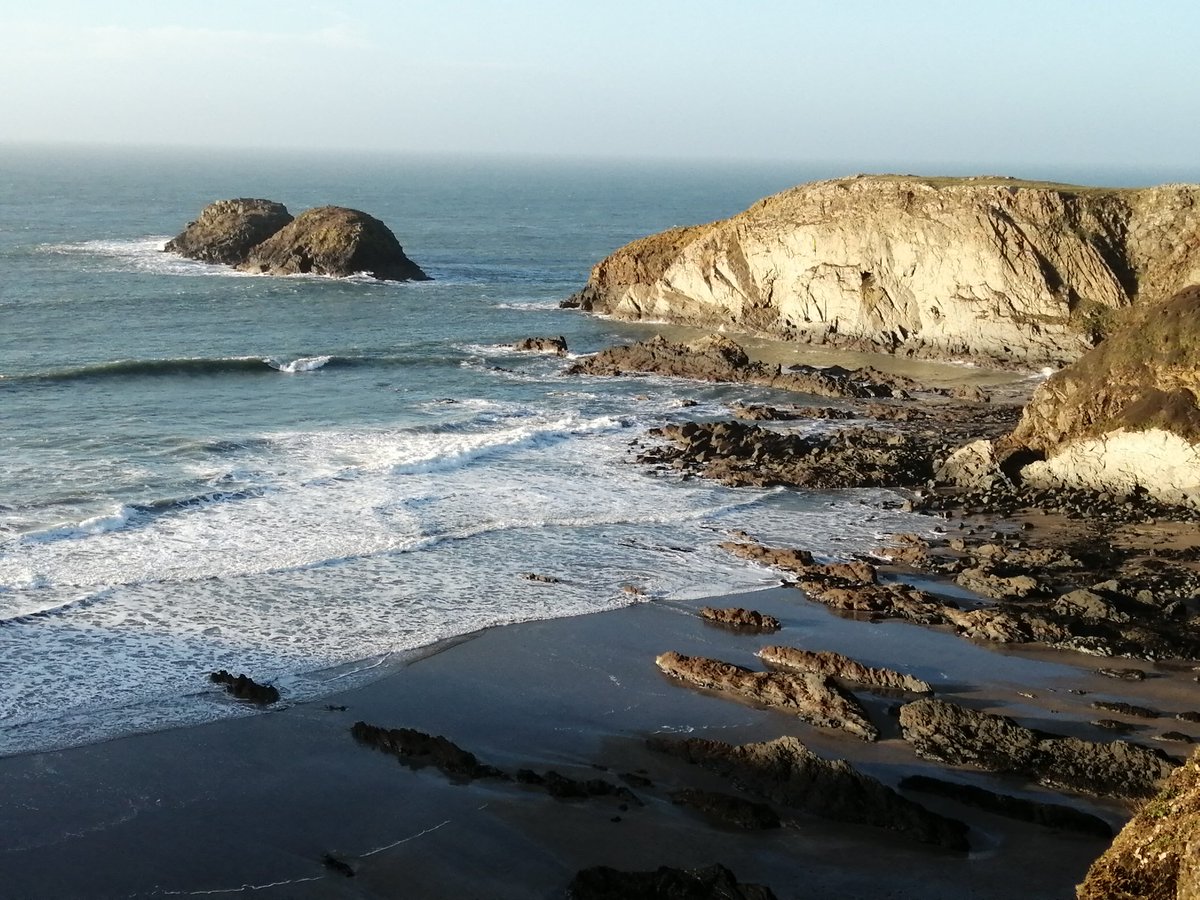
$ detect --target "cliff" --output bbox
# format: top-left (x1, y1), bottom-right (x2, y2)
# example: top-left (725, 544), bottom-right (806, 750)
top-left (565, 175), bottom-right (1200, 365)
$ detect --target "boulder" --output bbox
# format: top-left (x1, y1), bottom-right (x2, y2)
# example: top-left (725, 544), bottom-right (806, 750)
top-left (241, 206), bottom-right (428, 281)
top-left (165, 199), bottom-right (293, 265)
top-left (209, 669), bottom-right (279, 704)
top-left (655, 651), bottom-right (877, 741)
top-left (649, 734), bottom-right (969, 850)
top-left (513, 336), bottom-right (568, 355)
top-left (898, 698), bottom-right (1175, 800)
top-left (699, 606), bottom-right (781, 632)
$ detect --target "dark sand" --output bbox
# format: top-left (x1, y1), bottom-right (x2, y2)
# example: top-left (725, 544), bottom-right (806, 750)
top-left (4, 576), bottom-right (1193, 899)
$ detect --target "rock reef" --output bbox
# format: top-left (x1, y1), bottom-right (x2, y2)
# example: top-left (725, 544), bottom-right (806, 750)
top-left (564, 175), bottom-right (1200, 365)
top-left (165, 199), bottom-right (428, 281)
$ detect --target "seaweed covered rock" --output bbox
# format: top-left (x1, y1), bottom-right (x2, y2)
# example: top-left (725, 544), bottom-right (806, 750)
top-left (1077, 746), bottom-right (1200, 899)
top-left (165, 199), bottom-right (293, 265)
top-left (241, 206), bottom-right (428, 281)
top-left (568, 863), bottom-right (777, 900)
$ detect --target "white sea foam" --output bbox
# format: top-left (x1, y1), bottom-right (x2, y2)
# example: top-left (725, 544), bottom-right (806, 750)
top-left (267, 355), bottom-right (333, 373)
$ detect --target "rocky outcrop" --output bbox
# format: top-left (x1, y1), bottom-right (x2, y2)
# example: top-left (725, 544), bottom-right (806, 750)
top-left (209, 669), bottom-right (279, 704)
top-left (350, 723), bottom-right (506, 781)
top-left (165, 199), bottom-right (293, 265)
top-left (899, 698), bottom-right (1175, 800)
top-left (241, 206), bottom-right (428, 281)
top-left (655, 651), bottom-right (877, 740)
top-left (568, 864), bottom-right (778, 900)
top-left (649, 734), bottom-right (970, 850)
top-left (1077, 747), bottom-right (1200, 900)
top-left (699, 606), bottom-right (781, 632)
top-left (564, 175), bottom-right (1200, 365)
top-left (1005, 285), bottom-right (1200, 508)
top-left (669, 788), bottom-right (781, 830)
top-left (756, 646), bottom-right (932, 694)
top-left (513, 336), bottom-right (568, 355)
top-left (566, 334), bottom-right (908, 398)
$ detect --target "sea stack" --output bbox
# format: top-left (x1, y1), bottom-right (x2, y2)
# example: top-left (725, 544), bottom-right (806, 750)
top-left (165, 200), bottom-right (429, 282)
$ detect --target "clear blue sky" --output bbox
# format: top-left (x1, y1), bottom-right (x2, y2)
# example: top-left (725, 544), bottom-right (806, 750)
top-left (3, 1), bottom-right (1197, 171)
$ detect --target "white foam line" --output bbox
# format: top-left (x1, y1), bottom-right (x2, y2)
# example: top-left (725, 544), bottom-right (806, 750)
top-left (148, 875), bottom-right (325, 896)
top-left (359, 818), bottom-right (451, 857)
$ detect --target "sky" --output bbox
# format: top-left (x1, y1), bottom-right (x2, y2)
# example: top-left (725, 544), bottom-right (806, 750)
top-left (2, 1), bottom-right (1198, 171)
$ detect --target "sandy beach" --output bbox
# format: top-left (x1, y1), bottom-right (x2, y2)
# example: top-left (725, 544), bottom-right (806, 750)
top-left (6, 562), bottom-right (1192, 898)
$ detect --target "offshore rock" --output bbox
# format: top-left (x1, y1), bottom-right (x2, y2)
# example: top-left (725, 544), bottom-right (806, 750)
top-left (899, 698), bottom-right (1175, 800)
top-left (650, 734), bottom-right (969, 850)
top-left (699, 606), bottom-right (782, 632)
top-left (568, 863), bottom-right (778, 900)
top-left (655, 651), bottom-right (877, 740)
top-left (513, 336), bottom-right (568, 355)
top-left (1077, 746), bottom-right (1200, 900)
top-left (241, 206), bottom-right (429, 281)
top-left (209, 669), bottom-right (279, 704)
top-left (165, 199), bottom-right (293, 265)
top-left (565, 175), bottom-right (1200, 365)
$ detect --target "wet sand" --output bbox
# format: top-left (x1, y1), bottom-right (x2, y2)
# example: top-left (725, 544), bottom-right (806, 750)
top-left (3, 575), bottom-right (1194, 899)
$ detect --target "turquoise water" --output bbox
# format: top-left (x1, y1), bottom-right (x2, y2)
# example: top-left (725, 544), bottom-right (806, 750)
top-left (2, 147), bottom-right (1165, 757)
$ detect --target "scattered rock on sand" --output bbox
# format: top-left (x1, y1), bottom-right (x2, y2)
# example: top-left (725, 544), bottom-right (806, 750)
top-left (757, 646), bottom-right (932, 694)
top-left (669, 788), bottom-right (781, 830)
top-left (513, 336), bottom-right (568, 355)
top-left (898, 698), bottom-right (1175, 800)
top-left (350, 723), bottom-right (507, 782)
top-left (649, 734), bottom-right (969, 850)
top-left (699, 606), bottom-right (781, 632)
top-left (655, 651), bottom-right (878, 741)
top-left (1091, 700), bottom-right (1160, 719)
top-left (567, 863), bottom-right (778, 900)
top-left (209, 670), bottom-right (280, 704)
top-left (1077, 746), bottom-right (1200, 900)
top-left (897, 774), bottom-right (1112, 837)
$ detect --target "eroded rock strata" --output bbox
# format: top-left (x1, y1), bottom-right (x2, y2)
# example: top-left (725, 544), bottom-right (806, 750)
top-left (898, 698), bottom-right (1175, 800)
top-left (565, 175), bottom-right (1200, 365)
top-left (699, 606), bottom-right (782, 632)
top-left (649, 734), bottom-right (970, 851)
top-left (756, 646), bottom-right (932, 694)
top-left (655, 651), bottom-right (878, 741)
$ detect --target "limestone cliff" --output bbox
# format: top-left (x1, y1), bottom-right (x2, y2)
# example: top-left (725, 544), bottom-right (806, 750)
top-left (1005, 286), bottom-right (1200, 507)
top-left (565, 175), bottom-right (1200, 365)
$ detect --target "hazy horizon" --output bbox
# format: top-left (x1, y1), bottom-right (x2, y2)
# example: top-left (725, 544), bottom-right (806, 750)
top-left (4, 1), bottom-right (1199, 176)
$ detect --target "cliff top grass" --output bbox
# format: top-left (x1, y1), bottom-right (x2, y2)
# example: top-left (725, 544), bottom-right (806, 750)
top-left (849, 174), bottom-right (1142, 195)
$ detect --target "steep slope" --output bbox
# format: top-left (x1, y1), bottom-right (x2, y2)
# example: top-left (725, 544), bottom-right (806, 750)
top-left (565, 175), bottom-right (1200, 365)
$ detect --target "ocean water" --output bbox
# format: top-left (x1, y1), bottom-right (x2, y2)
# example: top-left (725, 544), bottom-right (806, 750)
top-left (0, 147), bottom-right (1009, 757)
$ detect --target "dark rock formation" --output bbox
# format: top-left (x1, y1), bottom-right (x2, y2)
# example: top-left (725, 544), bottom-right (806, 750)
top-left (699, 606), bottom-right (781, 632)
top-left (898, 698), bottom-right (1175, 800)
top-left (566, 334), bottom-right (910, 399)
top-left (568, 863), bottom-right (778, 900)
top-left (513, 336), bottom-right (568, 355)
top-left (165, 199), bottom-right (293, 265)
top-left (1091, 700), bottom-right (1160, 719)
top-left (730, 403), bottom-right (855, 421)
top-left (209, 669), bottom-right (279, 704)
top-left (757, 646), bottom-right (932, 694)
top-left (241, 206), bottom-right (428, 281)
top-left (669, 788), bottom-right (780, 830)
top-left (1077, 746), bottom-right (1200, 900)
top-left (350, 723), bottom-right (506, 782)
top-left (655, 651), bottom-right (877, 741)
top-left (649, 734), bottom-right (969, 851)
top-left (897, 774), bottom-right (1113, 837)
top-left (515, 769), bottom-right (640, 805)
top-left (322, 853), bottom-right (355, 877)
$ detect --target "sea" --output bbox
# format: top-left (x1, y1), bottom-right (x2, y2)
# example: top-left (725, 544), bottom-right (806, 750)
top-left (0, 146), bottom-right (1182, 759)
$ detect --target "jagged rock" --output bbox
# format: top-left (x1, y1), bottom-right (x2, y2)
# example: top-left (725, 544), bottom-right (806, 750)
top-left (515, 769), bottom-right (640, 804)
top-left (350, 723), bottom-right (506, 782)
top-left (165, 199), bottom-right (293, 265)
top-left (563, 175), bottom-right (1200, 365)
top-left (757, 646), bottom-right (932, 693)
top-left (522, 572), bottom-right (561, 584)
top-left (1092, 719), bottom-right (1137, 734)
top-left (956, 566), bottom-right (1040, 599)
top-left (567, 863), bottom-right (778, 900)
top-left (209, 669), bottom-right (279, 704)
top-left (241, 206), bottom-right (428, 281)
top-left (1009, 286), bottom-right (1200, 507)
top-left (1054, 589), bottom-right (1131, 623)
top-left (1077, 746), bottom-right (1200, 900)
top-left (566, 334), bottom-right (906, 398)
top-left (899, 698), bottom-right (1175, 799)
top-left (1091, 700), bottom-right (1160, 719)
top-left (730, 404), bottom-right (855, 421)
top-left (898, 774), bottom-right (1112, 837)
top-left (513, 336), bottom-right (568, 355)
top-left (669, 788), bottom-right (781, 830)
top-left (655, 651), bottom-right (877, 741)
top-left (1098, 667), bottom-right (1147, 681)
top-left (649, 734), bottom-right (969, 850)
top-left (699, 606), bottom-right (781, 632)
